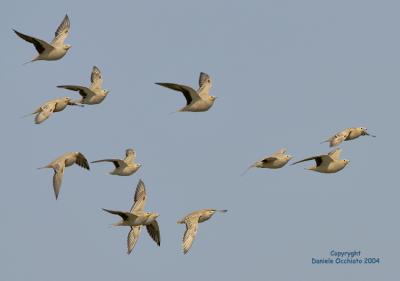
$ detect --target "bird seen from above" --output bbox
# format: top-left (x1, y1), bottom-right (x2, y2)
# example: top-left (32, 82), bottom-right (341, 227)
top-left (57, 66), bottom-right (110, 105)
top-left (102, 180), bottom-right (160, 254)
top-left (14, 14), bottom-right (71, 63)
top-left (24, 96), bottom-right (82, 124)
top-left (291, 148), bottom-right (349, 173)
top-left (322, 127), bottom-right (376, 147)
top-left (242, 148), bottom-right (293, 175)
top-left (91, 149), bottom-right (141, 176)
top-left (155, 72), bottom-right (216, 112)
top-left (177, 209), bottom-right (227, 254)
top-left (38, 152), bottom-right (90, 199)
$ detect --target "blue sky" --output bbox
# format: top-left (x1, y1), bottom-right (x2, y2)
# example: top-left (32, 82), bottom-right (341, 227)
top-left (1, 0), bottom-right (399, 280)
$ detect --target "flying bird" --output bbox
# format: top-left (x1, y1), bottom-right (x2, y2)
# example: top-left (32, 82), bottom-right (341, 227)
top-left (242, 148), bottom-right (292, 175)
top-left (155, 72), bottom-right (216, 112)
top-left (322, 127), bottom-right (376, 147)
top-left (103, 180), bottom-right (160, 254)
top-left (14, 14), bottom-right (71, 63)
top-left (177, 209), bottom-right (227, 254)
top-left (91, 149), bottom-right (141, 176)
top-left (291, 148), bottom-right (349, 173)
top-left (24, 96), bottom-right (82, 124)
top-left (57, 66), bottom-right (110, 105)
top-left (38, 152), bottom-right (90, 199)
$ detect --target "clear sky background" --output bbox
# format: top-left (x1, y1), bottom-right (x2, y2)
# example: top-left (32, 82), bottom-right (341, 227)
top-left (1, 0), bottom-right (399, 280)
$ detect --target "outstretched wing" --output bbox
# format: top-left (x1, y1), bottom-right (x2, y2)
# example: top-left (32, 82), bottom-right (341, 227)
top-left (155, 83), bottom-right (200, 105)
top-left (292, 155), bottom-right (332, 167)
top-left (90, 66), bottom-right (103, 90)
top-left (198, 72), bottom-right (210, 88)
top-left (182, 216), bottom-right (199, 254)
top-left (75, 153), bottom-right (90, 170)
top-left (52, 163), bottom-right (65, 200)
top-left (91, 159), bottom-right (126, 169)
top-left (52, 14), bottom-right (70, 46)
top-left (57, 85), bottom-right (95, 98)
top-left (13, 29), bottom-right (53, 54)
top-left (102, 208), bottom-right (130, 220)
top-left (146, 220), bottom-right (161, 246)
top-left (127, 226), bottom-right (141, 254)
top-left (130, 180), bottom-right (146, 213)
top-left (35, 102), bottom-right (56, 124)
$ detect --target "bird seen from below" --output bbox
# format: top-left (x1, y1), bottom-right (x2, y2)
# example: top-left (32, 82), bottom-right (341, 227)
top-left (242, 148), bottom-right (293, 175)
top-left (24, 96), bottom-right (82, 124)
top-left (177, 209), bottom-right (227, 254)
top-left (291, 148), bottom-right (349, 173)
top-left (14, 14), bottom-right (71, 63)
top-left (155, 72), bottom-right (216, 112)
top-left (38, 152), bottom-right (90, 199)
top-left (57, 66), bottom-right (110, 105)
top-left (322, 127), bottom-right (376, 147)
top-left (103, 180), bottom-right (160, 254)
top-left (91, 149), bottom-right (141, 176)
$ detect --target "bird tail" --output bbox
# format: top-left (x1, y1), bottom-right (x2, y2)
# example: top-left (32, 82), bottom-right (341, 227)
top-left (22, 57), bottom-right (38, 66)
top-left (241, 163), bottom-right (256, 176)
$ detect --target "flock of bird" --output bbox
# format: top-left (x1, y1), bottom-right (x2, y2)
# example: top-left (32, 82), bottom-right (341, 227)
top-left (14, 14), bottom-right (375, 255)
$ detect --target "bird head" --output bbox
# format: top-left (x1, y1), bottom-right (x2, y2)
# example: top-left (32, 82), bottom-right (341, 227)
top-left (63, 44), bottom-right (72, 50)
top-left (103, 89), bottom-right (110, 96)
top-left (342, 159), bottom-right (350, 166)
top-left (126, 149), bottom-right (134, 157)
top-left (209, 96), bottom-right (217, 102)
top-left (359, 127), bottom-right (376, 137)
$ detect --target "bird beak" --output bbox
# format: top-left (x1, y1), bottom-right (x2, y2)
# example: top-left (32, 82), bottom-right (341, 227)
top-left (366, 132), bottom-right (376, 137)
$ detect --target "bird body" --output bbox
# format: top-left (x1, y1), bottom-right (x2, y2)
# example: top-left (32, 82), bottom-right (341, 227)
top-left (177, 209), bottom-right (227, 254)
top-left (103, 180), bottom-right (160, 254)
top-left (14, 15), bottom-right (71, 63)
top-left (323, 127), bottom-right (376, 147)
top-left (39, 152), bottom-right (90, 199)
top-left (156, 72), bottom-right (216, 112)
top-left (26, 96), bottom-right (81, 124)
top-left (243, 148), bottom-right (292, 175)
top-left (57, 66), bottom-right (109, 105)
top-left (91, 149), bottom-right (141, 176)
top-left (291, 148), bottom-right (349, 173)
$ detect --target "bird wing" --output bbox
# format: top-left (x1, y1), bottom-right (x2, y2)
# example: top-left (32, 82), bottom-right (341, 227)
top-left (90, 66), bottom-right (103, 90)
top-left (272, 148), bottom-right (287, 156)
top-left (57, 85), bottom-right (96, 99)
top-left (74, 153), bottom-right (90, 170)
top-left (51, 14), bottom-right (70, 46)
top-left (91, 159), bottom-right (126, 169)
top-left (13, 29), bottom-right (53, 54)
top-left (130, 180), bottom-right (147, 213)
top-left (291, 155), bottom-right (333, 167)
top-left (52, 163), bottom-right (65, 200)
top-left (328, 148), bottom-right (342, 160)
top-left (261, 156), bottom-right (278, 163)
top-left (35, 102), bottom-right (56, 124)
top-left (127, 226), bottom-right (141, 254)
top-left (146, 220), bottom-right (161, 246)
top-left (198, 72), bottom-right (210, 88)
top-left (155, 83), bottom-right (200, 105)
top-left (182, 216), bottom-right (199, 254)
top-left (102, 208), bottom-right (130, 220)
top-left (329, 129), bottom-right (350, 147)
